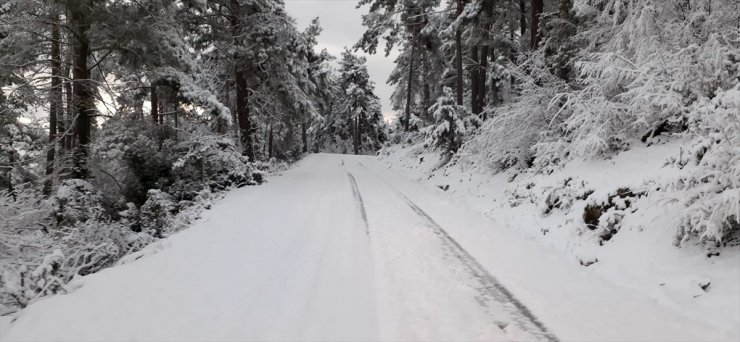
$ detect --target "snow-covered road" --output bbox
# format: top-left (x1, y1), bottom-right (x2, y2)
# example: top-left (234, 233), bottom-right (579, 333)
top-left (2, 154), bottom-right (734, 341)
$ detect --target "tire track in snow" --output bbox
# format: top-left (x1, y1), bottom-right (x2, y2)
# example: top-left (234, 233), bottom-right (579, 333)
top-left (346, 170), bottom-right (370, 236)
top-left (357, 162), bottom-right (559, 342)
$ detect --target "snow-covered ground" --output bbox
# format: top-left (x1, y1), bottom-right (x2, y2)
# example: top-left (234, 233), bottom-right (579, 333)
top-left (380, 141), bottom-right (740, 340)
top-left (2, 153), bottom-right (737, 341)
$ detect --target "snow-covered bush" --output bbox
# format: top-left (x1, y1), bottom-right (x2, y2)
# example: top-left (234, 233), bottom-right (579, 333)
top-left (56, 219), bottom-right (146, 279)
top-left (1, 198), bottom-right (152, 312)
top-left (139, 189), bottom-right (176, 238)
top-left (583, 187), bottom-right (645, 244)
top-left (170, 133), bottom-right (252, 198)
top-left (51, 179), bottom-right (104, 226)
top-left (463, 52), bottom-right (568, 172)
top-left (1, 250), bottom-right (65, 310)
top-left (92, 118), bottom-right (177, 206)
top-left (665, 85), bottom-right (740, 247)
top-left (540, 177), bottom-right (593, 215)
top-left (556, 0), bottom-right (740, 159)
top-left (1, 121), bottom-right (253, 313)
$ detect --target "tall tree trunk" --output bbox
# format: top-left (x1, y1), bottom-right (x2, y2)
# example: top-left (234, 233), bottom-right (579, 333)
top-left (353, 115), bottom-right (360, 155)
top-left (404, 42), bottom-right (415, 131)
top-left (150, 84), bottom-right (158, 124)
top-left (479, 0), bottom-right (492, 119)
top-left (63, 45), bottom-right (73, 152)
top-left (531, 0), bottom-right (543, 49)
top-left (69, 1), bottom-right (93, 179)
top-left (479, 45), bottom-right (489, 119)
top-left (470, 45), bottom-right (481, 115)
top-left (301, 121), bottom-right (308, 153)
top-left (520, 0), bottom-right (527, 37)
top-left (230, 0), bottom-right (254, 160)
top-left (422, 55), bottom-right (431, 122)
top-left (454, 0), bottom-right (464, 106)
top-left (235, 66), bottom-right (253, 159)
top-left (8, 151), bottom-right (16, 201)
top-left (44, 9), bottom-right (62, 195)
top-left (268, 124), bottom-right (274, 159)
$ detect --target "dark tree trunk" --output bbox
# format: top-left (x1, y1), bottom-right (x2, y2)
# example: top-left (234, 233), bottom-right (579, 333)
top-left (454, 0), bottom-right (464, 106)
top-left (480, 46), bottom-right (491, 119)
top-left (235, 66), bottom-right (253, 159)
top-left (8, 151), bottom-right (16, 201)
top-left (230, 0), bottom-right (254, 160)
top-left (268, 124), bottom-right (273, 159)
top-left (470, 45), bottom-right (481, 115)
top-left (404, 42), bottom-right (415, 131)
top-left (63, 46), bottom-right (73, 152)
top-left (69, 1), bottom-right (93, 179)
top-left (44, 10), bottom-right (62, 195)
top-left (531, 0), bottom-right (544, 49)
top-left (479, 0), bottom-right (492, 119)
top-left (353, 116), bottom-right (360, 155)
top-left (301, 122), bottom-right (308, 153)
top-left (520, 0), bottom-right (527, 37)
top-left (422, 55), bottom-right (431, 122)
top-left (150, 84), bottom-right (158, 124)
top-left (478, 45), bottom-right (489, 118)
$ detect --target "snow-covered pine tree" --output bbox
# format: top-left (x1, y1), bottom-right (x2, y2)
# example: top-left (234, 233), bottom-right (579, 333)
top-left (429, 87), bottom-right (479, 157)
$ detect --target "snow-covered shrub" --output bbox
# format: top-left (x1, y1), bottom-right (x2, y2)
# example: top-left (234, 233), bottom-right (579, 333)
top-left (1, 206), bottom-right (154, 312)
top-left (506, 181), bottom-right (537, 208)
top-left (1, 185), bottom-right (57, 313)
top-left (665, 85), bottom-right (740, 247)
top-left (92, 118), bottom-right (177, 206)
top-left (167, 188), bottom-right (218, 235)
top-left (170, 134), bottom-right (252, 198)
top-left (51, 179), bottom-right (104, 226)
top-left (556, 0), bottom-right (740, 159)
top-left (1, 250), bottom-right (65, 310)
top-left (139, 189), bottom-right (176, 238)
top-left (463, 52), bottom-right (568, 172)
top-left (122, 132), bottom-right (178, 204)
top-left (583, 187), bottom-right (645, 244)
top-left (59, 219), bottom-right (152, 279)
top-left (465, 0), bottom-right (739, 176)
top-left (540, 177), bottom-right (594, 215)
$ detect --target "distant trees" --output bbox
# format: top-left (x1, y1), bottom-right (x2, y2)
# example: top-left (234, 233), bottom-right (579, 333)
top-left (312, 49), bottom-right (386, 154)
top-left (2, 0), bottom-right (369, 194)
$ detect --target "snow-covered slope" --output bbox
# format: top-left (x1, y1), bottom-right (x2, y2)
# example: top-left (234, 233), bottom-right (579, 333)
top-left (379, 141), bottom-right (740, 338)
top-left (2, 154), bottom-right (737, 341)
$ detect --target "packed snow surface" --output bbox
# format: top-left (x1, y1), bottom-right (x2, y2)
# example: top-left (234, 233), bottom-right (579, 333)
top-left (1, 154), bottom-right (736, 341)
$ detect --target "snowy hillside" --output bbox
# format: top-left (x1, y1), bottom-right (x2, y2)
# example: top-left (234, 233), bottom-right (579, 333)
top-left (379, 139), bottom-right (740, 338)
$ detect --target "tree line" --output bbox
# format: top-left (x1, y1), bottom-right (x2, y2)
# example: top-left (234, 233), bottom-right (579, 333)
top-left (1, 0), bottom-right (387, 198)
top-left (357, 0), bottom-right (739, 247)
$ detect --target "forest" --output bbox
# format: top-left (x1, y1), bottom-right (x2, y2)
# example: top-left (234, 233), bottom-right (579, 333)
top-left (1, 0), bottom-right (739, 336)
top-left (1, 0), bottom-right (387, 312)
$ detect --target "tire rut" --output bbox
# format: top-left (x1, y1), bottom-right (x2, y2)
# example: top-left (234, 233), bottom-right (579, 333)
top-left (346, 171), bottom-right (370, 236)
top-left (357, 162), bottom-right (559, 342)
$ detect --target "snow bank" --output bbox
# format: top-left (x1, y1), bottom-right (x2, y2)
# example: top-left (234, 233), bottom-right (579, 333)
top-left (379, 140), bottom-right (740, 337)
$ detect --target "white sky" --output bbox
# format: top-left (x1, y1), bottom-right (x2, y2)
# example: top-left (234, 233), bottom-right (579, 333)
top-left (284, 0), bottom-right (399, 121)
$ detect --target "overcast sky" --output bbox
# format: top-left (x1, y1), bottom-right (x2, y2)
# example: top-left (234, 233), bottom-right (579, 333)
top-left (283, 0), bottom-right (399, 121)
